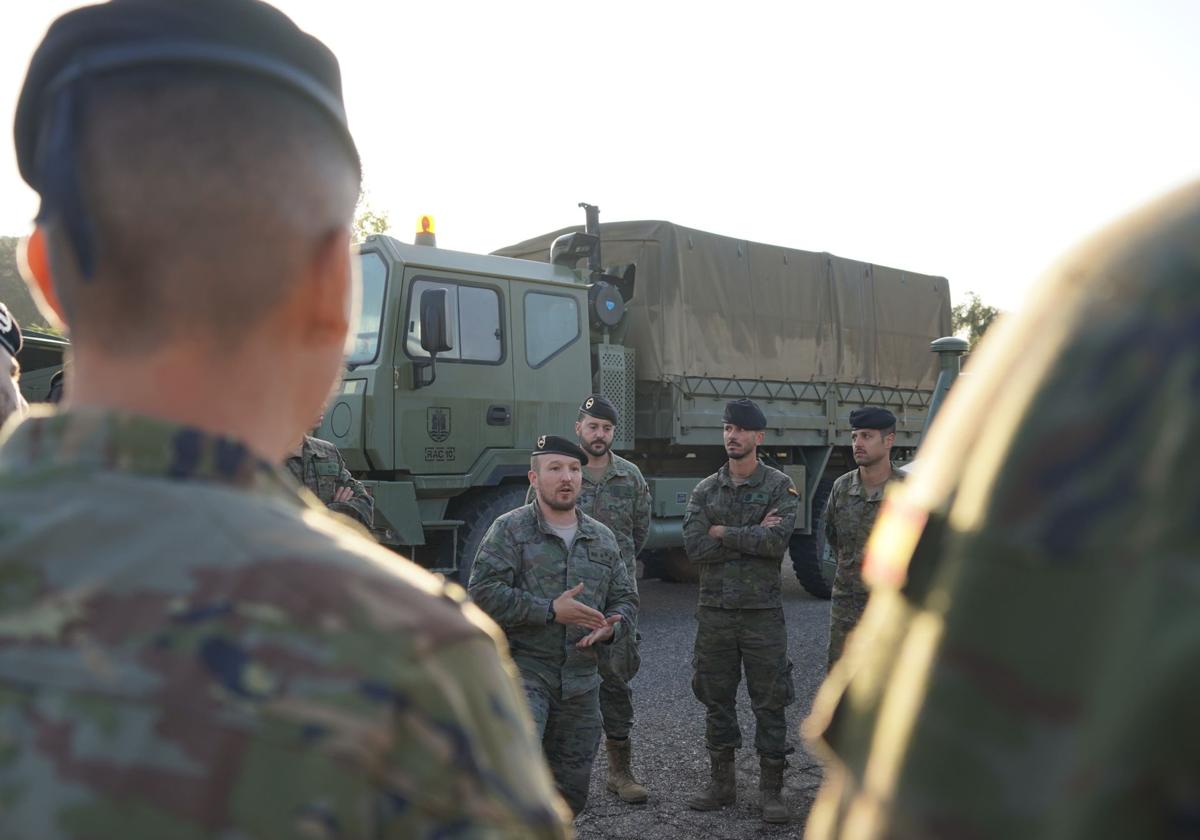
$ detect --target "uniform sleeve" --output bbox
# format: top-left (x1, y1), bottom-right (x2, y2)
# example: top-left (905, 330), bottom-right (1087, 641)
top-left (602, 540), bottom-right (640, 638)
top-left (682, 482), bottom-right (732, 564)
top-left (382, 632), bottom-right (573, 836)
top-left (824, 485), bottom-right (840, 551)
top-left (719, 475), bottom-right (799, 558)
top-left (467, 521), bottom-right (554, 628)
top-left (327, 449), bottom-right (375, 529)
top-left (631, 474), bottom-right (651, 557)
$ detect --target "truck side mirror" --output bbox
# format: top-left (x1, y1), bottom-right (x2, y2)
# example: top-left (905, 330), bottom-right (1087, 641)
top-left (415, 289), bottom-right (452, 388)
top-left (419, 289), bottom-right (452, 354)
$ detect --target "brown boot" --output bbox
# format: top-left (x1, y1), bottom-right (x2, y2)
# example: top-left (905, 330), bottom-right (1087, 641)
top-left (605, 738), bottom-right (648, 803)
top-left (759, 756), bottom-right (790, 824)
top-left (687, 748), bottom-right (737, 811)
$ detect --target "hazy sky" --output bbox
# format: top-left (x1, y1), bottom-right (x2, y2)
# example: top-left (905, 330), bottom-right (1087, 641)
top-left (2, 1), bottom-right (1197, 311)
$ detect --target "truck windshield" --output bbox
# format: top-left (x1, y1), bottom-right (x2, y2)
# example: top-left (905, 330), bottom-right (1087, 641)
top-left (348, 251), bottom-right (387, 365)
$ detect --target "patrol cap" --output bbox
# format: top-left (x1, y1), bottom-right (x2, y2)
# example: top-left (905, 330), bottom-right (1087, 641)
top-left (14, 0), bottom-right (360, 278)
top-left (849, 406), bottom-right (897, 430)
top-left (0, 303), bottom-right (21, 358)
top-left (579, 394), bottom-right (618, 424)
top-left (723, 398), bottom-right (766, 431)
top-left (532, 434), bottom-right (589, 465)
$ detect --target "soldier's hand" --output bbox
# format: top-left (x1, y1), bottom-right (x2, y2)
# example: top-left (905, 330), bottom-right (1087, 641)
top-left (553, 583), bottom-right (606, 630)
top-left (708, 525), bottom-right (727, 539)
top-left (333, 485), bottom-right (354, 503)
top-left (760, 508), bottom-right (782, 528)
top-left (576, 615), bottom-right (622, 648)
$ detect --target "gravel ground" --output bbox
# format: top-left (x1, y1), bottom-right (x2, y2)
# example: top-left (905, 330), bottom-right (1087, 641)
top-left (575, 568), bottom-right (831, 839)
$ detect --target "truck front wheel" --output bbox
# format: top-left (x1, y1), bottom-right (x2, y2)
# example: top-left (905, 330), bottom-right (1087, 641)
top-left (453, 484), bottom-right (530, 587)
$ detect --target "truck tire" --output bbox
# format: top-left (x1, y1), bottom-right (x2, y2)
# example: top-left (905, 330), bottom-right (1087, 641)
top-left (454, 484), bottom-right (530, 587)
top-left (654, 547), bottom-right (699, 583)
top-left (790, 477), bottom-right (835, 599)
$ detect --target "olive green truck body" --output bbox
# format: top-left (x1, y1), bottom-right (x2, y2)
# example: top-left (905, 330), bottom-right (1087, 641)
top-left (320, 214), bottom-right (956, 595)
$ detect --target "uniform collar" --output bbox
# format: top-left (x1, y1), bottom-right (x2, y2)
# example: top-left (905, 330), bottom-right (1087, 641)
top-left (846, 462), bottom-right (905, 498)
top-left (583, 451), bottom-right (631, 484)
top-left (0, 407), bottom-right (298, 499)
top-left (529, 498), bottom-right (600, 540)
top-left (718, 460), bottom-right (768, 488)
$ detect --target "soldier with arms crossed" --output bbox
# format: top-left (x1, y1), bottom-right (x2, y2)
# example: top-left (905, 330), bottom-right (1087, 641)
top-left (287, 426), bottom-right (375, 530)
top-left (683, 398), bottom-right (800, 824)
top-left (526, 394), bottom-right (652, 803)
top-left (473, 435), bottom-right (639, 817)
top-left (823, 406), bottom-right (905, 669)
top-left (0, 1), bottom-right (570, 836)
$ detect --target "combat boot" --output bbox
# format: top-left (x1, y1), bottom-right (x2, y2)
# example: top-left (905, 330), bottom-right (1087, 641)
top-left (687, 748), bottom-right (736, 811)
top-left (759, 756), bottom-right (790, 824)
top-left (605, 737), bottom-right (649, 803)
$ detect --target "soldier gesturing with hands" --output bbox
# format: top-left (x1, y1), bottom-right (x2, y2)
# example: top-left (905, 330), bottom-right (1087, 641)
top-left (470, 435), bottom-right (637, 817)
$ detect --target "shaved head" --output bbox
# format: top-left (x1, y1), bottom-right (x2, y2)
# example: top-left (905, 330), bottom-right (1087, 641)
top-left (47, 71), bottom-right (360, 354)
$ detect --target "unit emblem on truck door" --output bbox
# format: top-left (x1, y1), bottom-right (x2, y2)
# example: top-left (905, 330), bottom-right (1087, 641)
top-left (427, 407), bottom-right (451, 442)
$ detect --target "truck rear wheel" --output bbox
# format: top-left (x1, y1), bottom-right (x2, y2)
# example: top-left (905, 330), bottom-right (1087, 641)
top-left (653, 547), bottom-right (699, 583)
top-left (454, 484), bottom-right (530, 587)
top-left (790, 477), bottom-right (835, 599)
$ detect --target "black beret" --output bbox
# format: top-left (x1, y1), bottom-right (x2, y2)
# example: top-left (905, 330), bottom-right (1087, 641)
top-left (14, 0), bottom-right (359, 276)
top-left (0, 303), bottom-right (22, 358)
top-left (849, 407), bottom-right (897, 430)
top-left (723, 398), bottom-right (766, 431)
top-left (532, 434), bottom-right (589, 465)
top-left (579, 394), bottom-right (618, 424)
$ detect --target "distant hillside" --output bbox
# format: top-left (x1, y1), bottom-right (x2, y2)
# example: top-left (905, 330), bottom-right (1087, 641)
top-left (0, 235), bottom-right (56, 332)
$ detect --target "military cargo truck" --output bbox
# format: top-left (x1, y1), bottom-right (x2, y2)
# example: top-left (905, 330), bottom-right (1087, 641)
top-left (320, 206), bottom-right (957, 597)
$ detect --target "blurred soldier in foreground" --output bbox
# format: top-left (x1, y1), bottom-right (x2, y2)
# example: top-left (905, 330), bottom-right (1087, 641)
top-left (683, 398), bottom-right (800, 823)
top-left (287, 427), bottom-right (375, 529)
top-left (526, 394), bottom-right (652, 803)
top-left (805, 181), bottom-right (1200, 840)
top-left (0, 1), bottom-right (569, 837)
top-left (472, 435), bottom-right (639, 816)
top-left (823, 406), bottom-right (904, 669)
top-left (0, 302), bottom-right (28, 427)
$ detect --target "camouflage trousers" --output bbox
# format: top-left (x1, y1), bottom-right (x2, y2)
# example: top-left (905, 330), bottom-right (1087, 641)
top-left (691, 607), bottom-right (795, 759)
top-left (599, 624), bottom-right (642, 739)
top-left (827, 588), bottom-right (869, 670)
top-left (523, 676), bottom-right (602, 816)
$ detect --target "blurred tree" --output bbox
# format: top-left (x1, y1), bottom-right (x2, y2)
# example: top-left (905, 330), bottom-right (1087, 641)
top-left (353, 200), bottom-right (390, 243)
top-left (952, 291), bottom-right (1001, 348)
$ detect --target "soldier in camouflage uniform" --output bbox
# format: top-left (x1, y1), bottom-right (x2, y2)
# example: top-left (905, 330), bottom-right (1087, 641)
top-left (0, 302), bottom-right (28, 428)
top-left (683, 398), bottom-right (800, 824)
top-left (805, 182), bottom-right (1200, 840)
top-left (474, 435), bottom-right (639, 816)
top-left (823, 406), bottom-right (905, 669)
top-left (287, 432), bottom-right (375, 529)
top-left (526, 394), bottom-right (652, 803)
top-left (0, 3), bottom-right (571, 837)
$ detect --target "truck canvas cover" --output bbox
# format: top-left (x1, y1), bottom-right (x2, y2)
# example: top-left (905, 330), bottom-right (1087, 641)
top-left (495, 221), bottom-right (952, 391)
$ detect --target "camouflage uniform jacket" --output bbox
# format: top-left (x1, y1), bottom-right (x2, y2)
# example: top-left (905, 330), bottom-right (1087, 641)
top-left (285, 434), bottom-right (374, 529)
top-left (682, 461), bottom-right (799, 609)
top-left (805, 183), bottom-right (1200, 839)
top-left (526, 452), bottom-right (651, 584)
top-left (0, 409), bottom-right (571, 839)
top-left (824, 464), bottom-right (905, 602)
top-left (468, 502), bottom-right (639, 699)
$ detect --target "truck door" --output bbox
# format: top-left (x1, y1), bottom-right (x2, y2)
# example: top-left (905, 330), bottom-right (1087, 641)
top-left (394, 270), bottom-right (515, 475)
